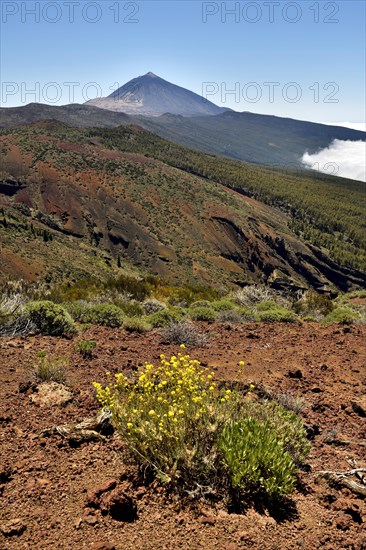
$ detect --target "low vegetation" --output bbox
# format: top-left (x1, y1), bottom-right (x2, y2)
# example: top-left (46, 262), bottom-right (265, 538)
top-left (256, 302), bottom-right (297, 323)
top-left (94, 347), bottom-right (310, 503)
top-left (73, 303), bottom-right (125, 328)
top-left (76, 340), bottom-right (97, 359)
top-left (323, 307), bottom-right (361, 326)
top-left (147, 309), bottom-right (183, 328)
top-left (123, 317), bottom-right (151, 334)
top-left (188, 306), bottom-right (217, 323)
top-left (2, 275), bottom-right (365, 514)
top-left (27, 301), bottom-right (76, 336)
top-left (34, 352), bottom-right (68, 383)
top-left (1, 279), bottom-right (366, 335)
top-left (91, 125), bottom-right (366, 272)
top-left (160, 320), bottom-right (207, 346)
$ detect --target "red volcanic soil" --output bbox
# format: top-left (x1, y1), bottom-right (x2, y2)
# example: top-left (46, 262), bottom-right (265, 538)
top-left (1, 323), bottom-right (365, 549)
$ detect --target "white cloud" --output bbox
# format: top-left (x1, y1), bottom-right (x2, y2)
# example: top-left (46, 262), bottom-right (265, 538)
top-left (302, 139), bottom-right (366, 182)
top-left (320, 122), bottom-right (366, 132)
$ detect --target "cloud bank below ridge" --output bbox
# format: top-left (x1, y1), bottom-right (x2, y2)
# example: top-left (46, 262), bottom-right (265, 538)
top-left (302, 139), bottom-right (366, 182)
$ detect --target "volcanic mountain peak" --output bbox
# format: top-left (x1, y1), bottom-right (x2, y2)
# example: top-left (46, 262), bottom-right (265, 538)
top-left (85, 72), bottom-right (229, 117)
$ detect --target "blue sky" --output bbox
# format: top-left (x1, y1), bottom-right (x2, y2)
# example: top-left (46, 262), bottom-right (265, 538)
top-left (1, 0), bottom-right (365, 124)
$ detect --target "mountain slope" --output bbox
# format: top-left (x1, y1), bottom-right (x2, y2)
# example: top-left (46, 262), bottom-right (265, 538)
top-left (85, 72), bottom-right (229, 116)
top-left (1, 122), bottom-right (365, 291)
top-left (0, 103), bottom-right (133, 129)
top-left (137, 110), bottom-right (366, 167)
top-left (1, 102), bottom-right (364, 169)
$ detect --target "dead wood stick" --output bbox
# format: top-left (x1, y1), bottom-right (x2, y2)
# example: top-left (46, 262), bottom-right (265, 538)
top-left (317, 469), bottom-right (366, 497)
top-left (39, 409), bottom-right (112, 443)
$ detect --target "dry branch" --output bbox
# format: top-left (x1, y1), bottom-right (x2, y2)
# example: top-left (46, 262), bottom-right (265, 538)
top-left (317, 468), bottom-right (366, 497)
top-left (39, 409), bottom-right (112, 444)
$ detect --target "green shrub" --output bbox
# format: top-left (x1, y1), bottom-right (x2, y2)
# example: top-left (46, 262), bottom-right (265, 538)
top-left (238, 307), bottom-right (258, 321)
top-left (34, 354), bottom-right (68, 383)
top-left (302, 315), bottom-right (317, 322)
top-left (188, 306), bottom-right (217, 322)
top-left (189, 300), bottom-right (212, 309)
top-left (336, 290), bottom-right (366, 303)
top-left (48, 278), bottom-right (101, 303)
top-left (123, 317), bottom-right (151, 334)
top-left (62, 300), bottom-right (91, 321)
top-left (76, 340), bottom-right (97, 358)
top-left (147, 309), bottom-right (182, 328)
top-left (166, 284), bottom-right (220, 307)
top-left (256, 300), bottom-right (278, 312)
top-left (27, 301), bottom-right (76, 336)
top-left (257, 304), bottom-right (296, 323)
top-left (78, 303), bottom-right (125, 327)
top-left (142, 298), bottom-right (167, 315)
top-left (211, 299), bottom-right (237, 312)
top-left (217, 308), bottom-right (255, 324)
top-left (219, 418), bottom-right (296, 498)
top-left (118, 301), bottom-right (144, 318)
top-left (105, 274), bottom-right (152, 301)
top-left (170, 306), bottom-right (188, 317)
top-left (94, 347), bottom-right (241, 491)
top-left (323, 307), bottom-right (360, 325)
top-left (294, 291), bottom-right (334, 317)
top-left (241, 400), bottom-right (310, 466)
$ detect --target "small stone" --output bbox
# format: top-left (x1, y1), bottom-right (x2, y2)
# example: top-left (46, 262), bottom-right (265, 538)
top-left (351, 397), bottom-right (366, 417)
top-left (1, 518), bottom-right (27, 537)
top-left (73, 518), bottom-right (83, 530)
top-left (86, 479), bottom-right (117, 508)
top-left (84, 514), bottom-right (98, 526)
top-left (31, 382), bottom-right (73, 407)
top-left (288, 369), bottom-right (303, 379)
top-left (238, 530), bottom-right (253, 542)
top-left (19, 381), bottom-right (35, 394)
top-left (311, 386), bottom-right (323, 393)
top-left (91, 543), bottom-right (116, 550)
top-left (335, 513), bottom-right (352, 531)
top-left (305, 424), bottom-right (320, 440)
top-left (176, 514), bottom-right (188, 525)
top-left (99, 484), bottom-right (137, 522)
top-left (36, 478), bottom-right (51, 488)
top-left (246, 332), bottom-right (260, 339)
top-left (265, 516), bottom-right (277, 527)
top-left (198, 515), bottom-right (216, 525)
top-left (135, 486), bottom-right (146, 499)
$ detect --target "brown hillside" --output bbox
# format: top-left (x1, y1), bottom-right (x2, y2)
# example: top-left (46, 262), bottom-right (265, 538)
top-left (0, 123), bottom-right (364, 291)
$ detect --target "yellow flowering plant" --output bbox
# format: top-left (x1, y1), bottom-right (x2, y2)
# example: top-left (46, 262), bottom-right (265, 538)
top-left (94, 346), bottom-right (310, 501)
top-left (94, 345), bottom-right (240, 485)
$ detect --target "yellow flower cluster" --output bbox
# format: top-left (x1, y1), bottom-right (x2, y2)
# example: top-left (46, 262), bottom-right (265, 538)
top-left (93, 346), bottom-right (250, 477)
top-left (94, 345), bottom-right (240, 451)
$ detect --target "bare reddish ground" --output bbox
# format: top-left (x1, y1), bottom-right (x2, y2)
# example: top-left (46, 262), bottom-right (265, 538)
top-left (1, 322), bottom-right (365, 550)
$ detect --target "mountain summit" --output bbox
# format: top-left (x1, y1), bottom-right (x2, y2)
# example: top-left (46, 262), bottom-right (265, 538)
top-left (85, 72), bottom-right (229, 117)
